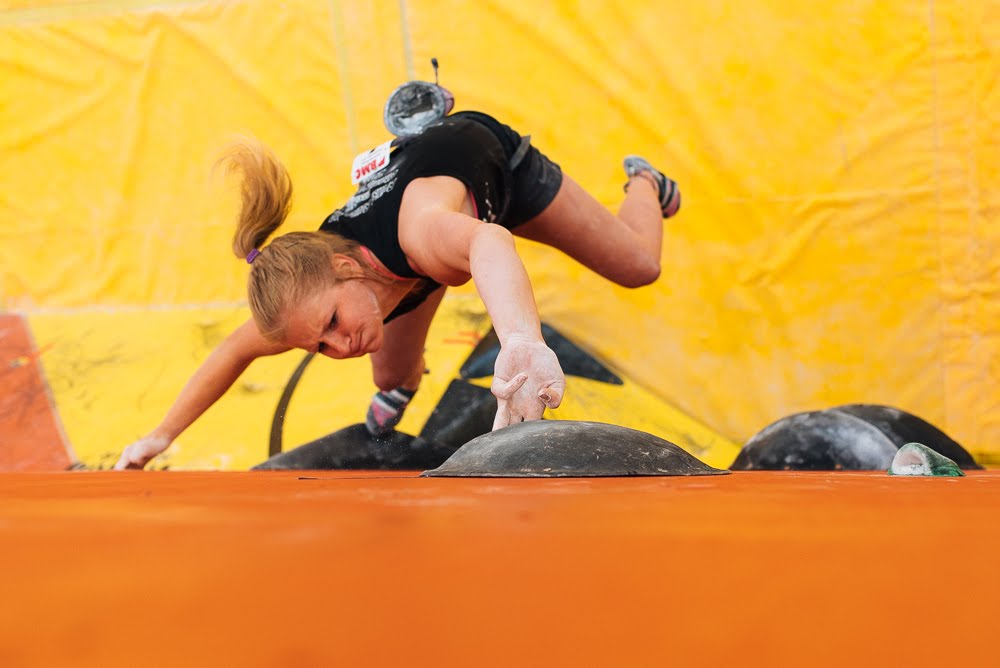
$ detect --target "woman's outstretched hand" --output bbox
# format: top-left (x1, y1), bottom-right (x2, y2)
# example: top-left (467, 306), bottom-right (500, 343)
top-left (491, 334), bottom-right (565, 430)
top-left (113, 434), bottom-right (172, 470)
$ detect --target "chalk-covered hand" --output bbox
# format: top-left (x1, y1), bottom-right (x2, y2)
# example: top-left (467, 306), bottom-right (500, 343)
top-left (113, 435), bottom-right (171, 470)
top-left (491, 334), bottom-right (565, 430)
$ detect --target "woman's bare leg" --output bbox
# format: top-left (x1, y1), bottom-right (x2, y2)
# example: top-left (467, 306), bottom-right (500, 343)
top-left (513, 174), bottom-right (668, 288)
top-left (364, 286), bottom-right (445, 435)
top-left (369, 285), bottom-right (446, 391)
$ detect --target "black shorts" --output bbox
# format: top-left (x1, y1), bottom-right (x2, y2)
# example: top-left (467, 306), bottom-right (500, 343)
top-left (450, 111), bottom-right (564, 227)
top-left (509, 143), bottom-right (563, 226)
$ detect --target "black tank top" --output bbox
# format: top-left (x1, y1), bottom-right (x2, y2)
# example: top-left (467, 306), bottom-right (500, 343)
top-left (320, 111), bottom-right (522, 323)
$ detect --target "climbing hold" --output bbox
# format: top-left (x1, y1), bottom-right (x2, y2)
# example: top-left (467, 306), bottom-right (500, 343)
top-left (253, 424), bottom-right (457, 471)
top-left (888, 442), bottom-right (964, 477)
top-left (730, 410), bottom-right (897, 471)
top-left (731, 404), bottom-right (980, 471)
top-left (835, 404), bottom-right (980, 469)
top-left (422, 420), bottom-right (727, 478)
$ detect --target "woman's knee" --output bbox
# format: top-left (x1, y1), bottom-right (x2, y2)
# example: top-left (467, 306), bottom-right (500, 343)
top-left (371, 356), bottom-right (425, 392)
top-left (372, 367), bottom-right (409, 392)
top-left (615, 255), bottom-right (661, 288)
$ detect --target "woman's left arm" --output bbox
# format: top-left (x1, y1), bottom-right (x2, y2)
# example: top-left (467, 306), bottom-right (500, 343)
top-left (467, 224), bottom-right (565, 428)
top-left (398, 177), bottom-right (565, 428)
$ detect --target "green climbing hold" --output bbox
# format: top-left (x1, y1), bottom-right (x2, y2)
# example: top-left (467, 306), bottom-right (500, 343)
top-left (888, 442), bottom-right (965, 477)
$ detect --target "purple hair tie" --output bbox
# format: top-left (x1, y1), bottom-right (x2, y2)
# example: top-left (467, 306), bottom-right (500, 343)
top-left (246, 248), bottom-right (261, 264)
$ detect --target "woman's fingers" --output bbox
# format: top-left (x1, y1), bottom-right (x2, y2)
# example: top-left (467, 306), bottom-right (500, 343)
top-left (113, 447), bottom-right (143, 470)
top-left (538, 382), bottom-right (564, 408)
top-left (112, 453), bottom-right (131, 471)
top-left (491, 372), bottom-right (528, 400)
top-left (492, 401), bottom-right (512, 431)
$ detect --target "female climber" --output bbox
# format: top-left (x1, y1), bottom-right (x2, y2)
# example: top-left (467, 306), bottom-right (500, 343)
top-left (113, 109), bottom-right (681, 469)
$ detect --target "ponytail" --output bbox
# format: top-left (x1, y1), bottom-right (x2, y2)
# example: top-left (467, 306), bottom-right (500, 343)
top-left (215, 135), bottom-right (395, 343)
top-left (217, 136), bottom-right (294, 259)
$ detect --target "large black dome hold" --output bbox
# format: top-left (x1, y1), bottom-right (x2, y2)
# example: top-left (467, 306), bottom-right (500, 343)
top-left (730, 404), bottom-right (981, 471)
top-left (423, 420), bottom-right (728, 478)
top-left (253, 424), bottom-right (458, 471)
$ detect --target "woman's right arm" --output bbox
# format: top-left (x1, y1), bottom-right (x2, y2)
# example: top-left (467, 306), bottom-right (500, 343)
top-left (114, 319), bottom-right (291, 470)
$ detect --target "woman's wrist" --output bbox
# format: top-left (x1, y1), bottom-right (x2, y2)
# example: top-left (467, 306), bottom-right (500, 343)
top-left (498, 329), bottom-right (544, 347)
top-left (145, 429), bottom-right (175, 448)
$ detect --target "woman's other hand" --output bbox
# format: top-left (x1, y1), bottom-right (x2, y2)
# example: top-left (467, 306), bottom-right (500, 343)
top-left (491, 334), bottom-right (565, 430)
top-left (113, 435), bottom-right (172, 470)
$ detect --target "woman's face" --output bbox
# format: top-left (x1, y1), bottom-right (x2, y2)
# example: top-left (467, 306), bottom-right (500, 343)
top-left (281, 279), bottom-right (384, 359)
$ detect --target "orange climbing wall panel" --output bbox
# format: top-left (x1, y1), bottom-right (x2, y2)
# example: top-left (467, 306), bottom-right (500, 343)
top-left (1, 470), bottom-right (997, 666)
top-left (0, 314), bottom-right (71, 471)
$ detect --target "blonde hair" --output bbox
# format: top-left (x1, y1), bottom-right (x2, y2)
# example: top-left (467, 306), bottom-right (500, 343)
top-left (217, 136), bottom-right (389, 341)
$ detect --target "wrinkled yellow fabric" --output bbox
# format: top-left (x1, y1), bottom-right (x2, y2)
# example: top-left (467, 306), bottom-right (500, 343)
top-left (2, 0), bottom-right (997, 467)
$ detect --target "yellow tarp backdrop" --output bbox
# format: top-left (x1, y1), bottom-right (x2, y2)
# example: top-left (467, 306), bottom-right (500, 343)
top-left (1, 0), bottom-right (997, 468)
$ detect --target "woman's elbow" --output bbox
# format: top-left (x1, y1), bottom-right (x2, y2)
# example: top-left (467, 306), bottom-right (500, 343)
top-left (474, 222), bottom-right (515, 249)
